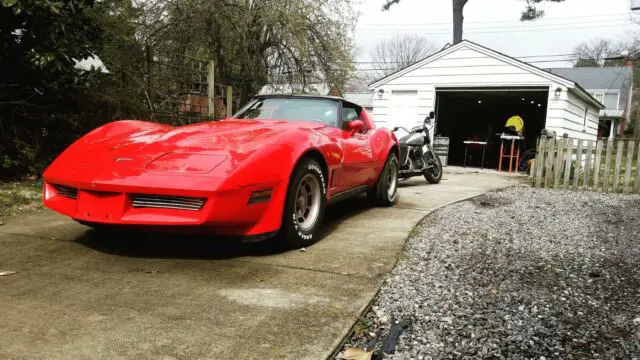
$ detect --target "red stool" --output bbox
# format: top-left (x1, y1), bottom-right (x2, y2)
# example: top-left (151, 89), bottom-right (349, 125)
top-left (498, 134), bottom-right (524, 174)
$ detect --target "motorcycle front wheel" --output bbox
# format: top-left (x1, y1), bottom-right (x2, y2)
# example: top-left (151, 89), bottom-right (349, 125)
top-left (424, 150), bottom-right (442, 184)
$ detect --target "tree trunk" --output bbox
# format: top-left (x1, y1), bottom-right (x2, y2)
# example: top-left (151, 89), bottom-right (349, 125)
top-left (452, 0), bottom-right (467, 44)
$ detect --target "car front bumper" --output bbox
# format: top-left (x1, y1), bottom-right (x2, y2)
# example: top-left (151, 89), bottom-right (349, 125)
top-left (42, 176), bottom-right (287, 236)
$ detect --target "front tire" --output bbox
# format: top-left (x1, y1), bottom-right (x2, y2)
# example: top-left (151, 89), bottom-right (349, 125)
top-left (368, 152), bottom-right (399, 206)
top-left (424, 149), bottom-right (442, 184)
top-left (280, 158), bottom-right (327, 249)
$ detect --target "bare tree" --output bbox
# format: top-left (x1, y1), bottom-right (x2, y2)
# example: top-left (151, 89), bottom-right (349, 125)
top-left (573, 39), bottom-right (622, 67)
top-left (129, 0), bottom-right (357, 104)
top-left (371, 34), bottom-right (436, 77)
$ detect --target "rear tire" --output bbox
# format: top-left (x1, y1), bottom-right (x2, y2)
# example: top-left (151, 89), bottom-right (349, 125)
top-left (424, 151), bottom-right (442, 184)
top-left (280, 158), bottom-right (327, 249)
top-left (368, 152), bottom-right (399, 206)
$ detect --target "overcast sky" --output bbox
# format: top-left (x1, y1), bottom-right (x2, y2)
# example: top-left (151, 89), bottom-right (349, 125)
top-left (355, 0), bottom-right (640, 68)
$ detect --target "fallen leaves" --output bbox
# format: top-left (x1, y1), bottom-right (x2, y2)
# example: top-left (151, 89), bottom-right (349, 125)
top-left (340, 347), bottom-right (373, 360)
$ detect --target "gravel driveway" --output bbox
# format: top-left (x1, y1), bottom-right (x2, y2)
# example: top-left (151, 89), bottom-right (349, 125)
top-left (342, 186), bottom-right (640, 359)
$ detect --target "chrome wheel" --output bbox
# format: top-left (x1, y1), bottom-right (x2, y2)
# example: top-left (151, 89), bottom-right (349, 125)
top-left (430, 161), bottom-right (441, 178)
top-left (387, 157), bottom-right (398, 199)
top-left (294, 174), bottom-right (321, 232)
top-left (428, 153), bottom-right (442, 178)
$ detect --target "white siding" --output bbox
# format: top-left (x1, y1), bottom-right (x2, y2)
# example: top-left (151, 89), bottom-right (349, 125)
top-left (546, 88), bottom-right (598, 140)
top-left (371, 46), bottom-right (560, 129)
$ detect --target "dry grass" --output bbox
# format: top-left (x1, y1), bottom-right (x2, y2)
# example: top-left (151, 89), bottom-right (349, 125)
top-left (0, 180), bottom-right (43, 221)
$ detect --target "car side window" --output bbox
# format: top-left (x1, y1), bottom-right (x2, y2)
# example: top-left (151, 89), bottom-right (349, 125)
top-left (342, 105), bottom-right (367, 133)
top-left (343, 108), bottom-right (358, 123)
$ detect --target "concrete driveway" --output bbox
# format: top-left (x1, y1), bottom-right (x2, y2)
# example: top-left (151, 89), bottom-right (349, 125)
top-left (0, 171), bottom-right (519, 360)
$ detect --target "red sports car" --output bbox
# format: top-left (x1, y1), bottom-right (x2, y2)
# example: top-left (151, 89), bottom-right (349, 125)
top-left (43, 95), bottom-right (399, 247)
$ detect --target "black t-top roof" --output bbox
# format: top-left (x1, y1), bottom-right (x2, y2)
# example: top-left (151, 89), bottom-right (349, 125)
top-left (252, 94), bottom-right (362, 110)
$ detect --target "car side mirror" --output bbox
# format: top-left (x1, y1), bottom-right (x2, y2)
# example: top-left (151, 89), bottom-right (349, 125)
top-left (348, 120), bottom-right (364, 134)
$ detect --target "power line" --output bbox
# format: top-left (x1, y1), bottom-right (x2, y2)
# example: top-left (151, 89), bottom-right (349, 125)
top-left (360, 18), bottom-right (630, 31)
top-left (354, 58), bottom-right (579, 72)
top-left (351, 53), bottom-right (580, 64)
top-left (359, 22), bottom-right (633, 35)
top-left (357, 12), bottom-right (631, 28)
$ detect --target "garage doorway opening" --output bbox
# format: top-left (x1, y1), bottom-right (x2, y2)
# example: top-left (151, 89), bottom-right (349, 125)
top-left (434, 88), bottom-right (548, 169)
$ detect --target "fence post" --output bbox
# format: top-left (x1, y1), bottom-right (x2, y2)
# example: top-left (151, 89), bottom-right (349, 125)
top-left (554, 138), bottom-right (565, 188)
top-left (563, 138), bottom-right (573, 189)
top-left (635, 140), bottom-right (640, 193)
top-left (226, 86), bottom-right (233, 118)
top-left (544, 137), bottom-right (556, 187)
top-left (613, 140), bottom-right (624, 193)
top-left (207, 60), bottom-right (215, 118)
top-left (593, 140), bottom-right (603, 192)
top-left (572, 140), bottom-right (583, 190)
top-left (534, 137), bottom-right (546, 187)
top-left (583, 140), bottom-right (593, 190)
top-left (623, 140), bottom-right (635, 193)
top-left (603, 139), bottom-right (614, 192)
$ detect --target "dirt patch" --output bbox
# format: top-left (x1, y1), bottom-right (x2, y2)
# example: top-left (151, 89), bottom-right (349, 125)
top-left (0, 180), bottom-right (43, 220)
top-left (472, 193), bottom-right (514, 208)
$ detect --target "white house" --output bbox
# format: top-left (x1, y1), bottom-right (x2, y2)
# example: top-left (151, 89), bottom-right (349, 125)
top-left (368, 40), bottom-right (604, 168)
top-left (547, 66), bottom-right (633, 138)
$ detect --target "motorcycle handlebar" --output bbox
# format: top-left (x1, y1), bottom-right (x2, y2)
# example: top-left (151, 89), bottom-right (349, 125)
top-left (392, 126), bottom-right (411, 133)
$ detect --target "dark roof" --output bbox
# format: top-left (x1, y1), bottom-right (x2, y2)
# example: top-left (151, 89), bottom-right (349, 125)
top-left (546, 67), bottom-right (633, 91)
top-left (252, 94), bottom-right (361, 109)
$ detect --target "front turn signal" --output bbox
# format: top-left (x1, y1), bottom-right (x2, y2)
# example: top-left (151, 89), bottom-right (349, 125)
top-left (248, 189), bottom-right (272, 204)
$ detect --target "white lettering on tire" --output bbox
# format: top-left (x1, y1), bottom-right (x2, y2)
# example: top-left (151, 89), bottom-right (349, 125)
top-left (308, 163), bottom-right (326, 195)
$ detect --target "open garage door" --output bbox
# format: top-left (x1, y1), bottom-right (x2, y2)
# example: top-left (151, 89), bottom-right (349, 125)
top-left (434, 87), bottom-right (548, 169)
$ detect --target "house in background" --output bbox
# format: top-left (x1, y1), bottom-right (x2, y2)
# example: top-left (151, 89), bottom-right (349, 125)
top-left (343, 93), bottom-right (373, 112)
top-left (547, 66), bottom-right (633, 139)
top-left (368, 40), bottom-right (604, 169)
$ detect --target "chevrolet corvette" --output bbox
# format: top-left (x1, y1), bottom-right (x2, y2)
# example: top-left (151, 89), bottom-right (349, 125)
top-left (43, 95), bottom-right (399, 248)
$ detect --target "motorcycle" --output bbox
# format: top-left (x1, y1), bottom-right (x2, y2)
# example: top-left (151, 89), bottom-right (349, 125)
top-left (392, 111), bottom-right (443, 184)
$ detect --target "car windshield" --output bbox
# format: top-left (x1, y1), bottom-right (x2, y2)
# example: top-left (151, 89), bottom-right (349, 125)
top-left (235, 98), bottom-right (339, 127)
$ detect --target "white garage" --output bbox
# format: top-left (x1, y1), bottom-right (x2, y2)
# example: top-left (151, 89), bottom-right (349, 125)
top-left (369, 40), bottom-right (604, 168)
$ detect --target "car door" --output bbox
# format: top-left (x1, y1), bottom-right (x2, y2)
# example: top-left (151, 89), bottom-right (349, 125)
top-left (339, 104), bottom-right (375, 189)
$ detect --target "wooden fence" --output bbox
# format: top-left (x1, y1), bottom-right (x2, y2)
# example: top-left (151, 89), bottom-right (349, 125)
top-left (532, 137), bottom-right (640, 193)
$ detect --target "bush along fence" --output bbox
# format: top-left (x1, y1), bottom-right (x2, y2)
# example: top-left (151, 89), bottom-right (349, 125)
top-left (532, 136), bottom-right (640, 194)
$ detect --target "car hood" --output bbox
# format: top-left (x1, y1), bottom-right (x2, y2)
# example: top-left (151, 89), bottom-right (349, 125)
top-left (52, 119), bottom-right (325, 175)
